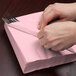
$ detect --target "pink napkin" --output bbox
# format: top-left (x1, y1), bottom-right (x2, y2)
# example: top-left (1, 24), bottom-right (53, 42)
top-left (4, 11), bottom-right (76, 74)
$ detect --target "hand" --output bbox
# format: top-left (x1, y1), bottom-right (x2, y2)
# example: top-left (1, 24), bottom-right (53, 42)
top-left (38, 3), bottom-right (76, 30)
top-left (37, 21), bottom-right (76, 51)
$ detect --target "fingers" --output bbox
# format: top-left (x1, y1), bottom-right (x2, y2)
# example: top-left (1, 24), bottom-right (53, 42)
top-left (37, 28), bottom-right (49, 45)
top-left (44, 42), bottom-right (55, 49)
top-left (37, 29), bottom-right (45, 39)
top-left (38, 5), bottom-right (53, 30)
top-left (37, 21), bottom-right (76, 51)
top-left (44, 41), bottom-right (64, 51)
top-left (44, 39), bottom-right (74, 51)
top-left (43, 11), bottom-right (59, 25)
top-left (38, 5), bottom-right (53, 23)
top-left (38, 4), bottom-right (59, 30)
top-left (38, 4), bottom-right (53, 30)
top-left (51, 43), bottom-right (64, 51)
top-left (39, 36), bottom-right (48, 45)
top-left (44, 39), bottom-right (60, 49)
top-left (37, 29), bottom-right (48, 45)
top-left (38, 14), bottom-right (44, 30)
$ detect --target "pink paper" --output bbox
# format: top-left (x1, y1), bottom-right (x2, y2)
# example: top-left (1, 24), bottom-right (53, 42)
top-left (4, 11), bottom-right (76, 74)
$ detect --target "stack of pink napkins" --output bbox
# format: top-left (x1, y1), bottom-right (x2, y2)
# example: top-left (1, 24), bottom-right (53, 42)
top-left (4, 12), bottom-right (76, 74)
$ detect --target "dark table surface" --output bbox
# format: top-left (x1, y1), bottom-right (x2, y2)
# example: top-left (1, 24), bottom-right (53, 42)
top-left (0, 0), bottom-right (76, 76)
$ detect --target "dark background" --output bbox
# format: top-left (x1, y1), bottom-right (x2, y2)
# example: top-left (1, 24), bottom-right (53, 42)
top-left (0, 0), bottom-right (76, 76)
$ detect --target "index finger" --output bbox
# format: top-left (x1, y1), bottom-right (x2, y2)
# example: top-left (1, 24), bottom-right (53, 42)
top-left (38, 5), bottom-right (53, 30)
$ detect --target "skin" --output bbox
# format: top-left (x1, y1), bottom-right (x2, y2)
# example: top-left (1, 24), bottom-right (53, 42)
top-left (37, 3), bottom-right (76, 51)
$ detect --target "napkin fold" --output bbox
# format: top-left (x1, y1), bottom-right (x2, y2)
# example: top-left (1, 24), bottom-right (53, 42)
top-left (4, 11), bottom-right (76, 74)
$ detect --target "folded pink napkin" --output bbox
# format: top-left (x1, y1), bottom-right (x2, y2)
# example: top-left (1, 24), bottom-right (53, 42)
top-left (4, 11), bottom-right (76, 74)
